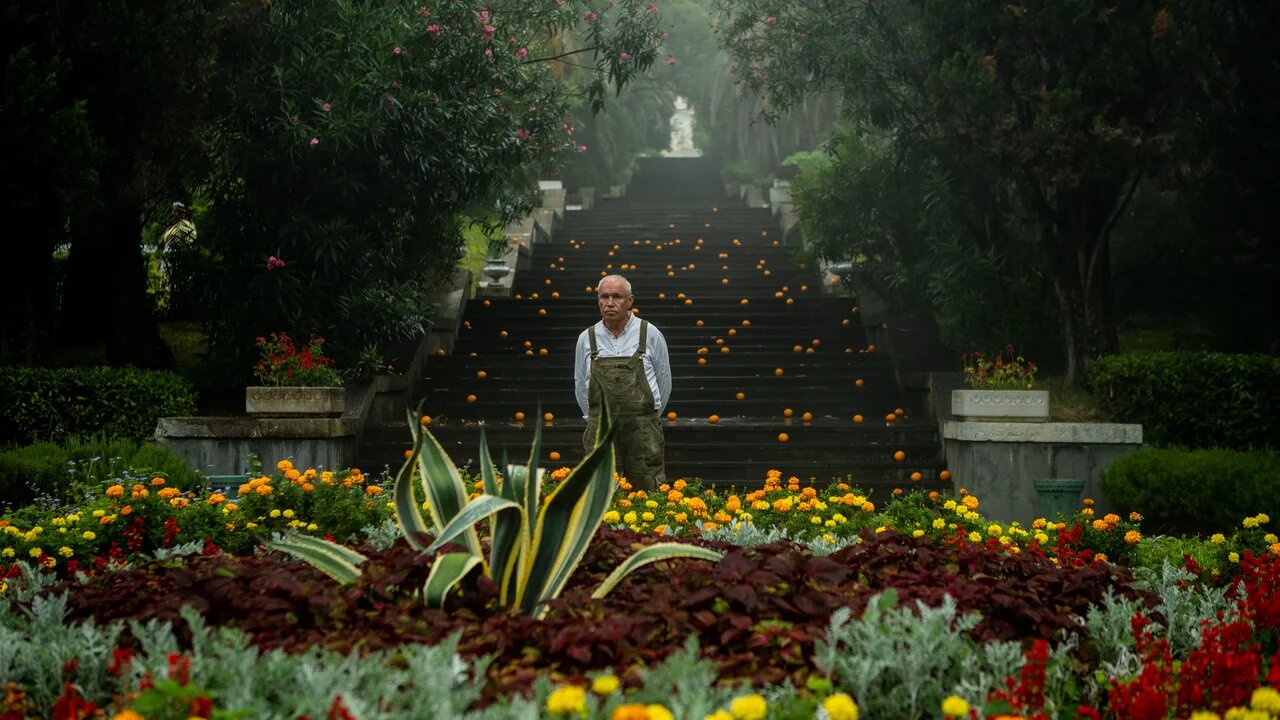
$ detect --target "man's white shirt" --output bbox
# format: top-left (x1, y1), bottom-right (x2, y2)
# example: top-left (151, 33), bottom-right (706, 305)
top-left (574, 314), bottom-right (672, 418)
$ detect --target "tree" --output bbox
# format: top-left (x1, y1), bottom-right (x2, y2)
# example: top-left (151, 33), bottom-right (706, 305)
top-left (715, 0), bottom-right (1233, 383)
top-left (187, 0), bottom-right (667, 384)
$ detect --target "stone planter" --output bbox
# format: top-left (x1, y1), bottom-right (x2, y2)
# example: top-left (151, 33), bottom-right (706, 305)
top-left (245, 386), bottom-right (345, 417)
top-left (951, 389), bottom-right (1050, 422)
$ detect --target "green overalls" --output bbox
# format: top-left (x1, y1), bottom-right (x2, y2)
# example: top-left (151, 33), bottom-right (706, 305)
top-left (583, 319), bottom-right (667, 491)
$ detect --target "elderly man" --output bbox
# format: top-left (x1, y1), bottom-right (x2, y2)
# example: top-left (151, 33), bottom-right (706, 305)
top-left (574, 274), bottom-right (672, 491)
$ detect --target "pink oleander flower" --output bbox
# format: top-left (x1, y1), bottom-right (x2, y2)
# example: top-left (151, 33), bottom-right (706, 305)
top-left (484, 48), bottom-right (493, 57)
top-left (418, 7), bottom-right (429, 17)
top-left (393, 46), bottom-right (402, 55)
top-left (577, 145), bottom-right (587, 152)
top-left (585, 11), bottom-right (597, 22)
top-left (322, 102), bottom-right (332, 112)
top-left (766, 16), bottom-right (777, 24)
top-left (477, 10), bottom-right (489, 21)
top-left (666, 57), bottom-right (677, 66)
top-left (517, 128), bottom-right (529, 139)
top-left (647, 3), bottom-right (659, 15)
top-left (517, 46), bottom-right (527, 59)
top-left (266, 256), bottom-right (286, 270)
top-left (662, 31), bottom-right (669, 39)
top-left (483, 24), bottom-right (495, 37)
top-left (425, 24), bottom-right (441, 34)
top-left (308, 137), bottom-right (319, 147)
top-left (620, 51), bottom-right (630, 61)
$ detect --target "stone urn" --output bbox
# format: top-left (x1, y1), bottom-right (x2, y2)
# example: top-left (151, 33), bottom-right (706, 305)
top-left (245, 386), bottom-right (345, 417)
top-left (951, 389), bottom-right (1050, 422)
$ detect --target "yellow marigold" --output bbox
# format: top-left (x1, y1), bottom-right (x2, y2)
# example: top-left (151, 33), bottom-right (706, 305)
top-left (1255, 687), bottom-right (1280, 713)
top-left (703, 711), bottom-right (734, 720)
top-left (169, 497), bottom-right (189, 509)
top-left (752, 500), bottom-right (770, 511)
top-left (270, 509), bottom-right (282, 518)
top-left (822, 693), bottom-right (859, 720)
top-left (645, 500), bottom-right (659, 509)
top-left (1211, 533), bottom-right (1226, 544)
top-left (861, 501), bottom-right (875, 513)
top-left (941, 695), bottom-right (970, 717)
top-left (831, 513), bottom-right (847, 524)
top-left (962, 495), bottom-right (979, 510)
top-left (282, 509), bottom-right (295, 518)
top-left (729, 694), bottom-right (767, 720)
top-left (641, 511), bottom-right (655, 522)
top-left (913, 529), bottom-right (926, 538)
top-left (1265, 534), bottom-right (1278, 544)
top-left (624, 511), bottom-right (638, 524)
top-left (82, 531), bottom-right (96, 540)
top-left (1125, 530), bottom-right (1142, 544)
top-left (255, 485), bottom-right (273, 497)
top-left (29, 547), bottom-right (43, 558)
top-left (306, 523), bottom-right (318, 531)
top-left (646, 705), bottom-right (674, 720)
top-left (1092, 519), bottom-right (1109, 532)
top-left (772, 498), bottom-right (793, 512)
top-left (1129, 511), bottom-right (1143, 522)
top-left (158, 487), bottom-right (181, 500)
top-left (2, 548), bottom-right (14, 558)
top-left (988, 524), bottom-right (1003, 537)
top-left (933, 518), bottom-right (946, 529)
top-left (1229, 552), bottom-right (1240, 563)
top-left (58, 546), bottom-right (74, 558)
top-left (1258, 513), bottom-right (1271, 524)
top-left (321, 471), bottom-right (335, 484)
top-left (968, 531), bottom-right (982, 543)
top-left (943, 499), bottom-right (958, 510)
top-left (810, 516), bottom-right (822, 525)
top-left (1243, 516), bottom-right (1260, 529)
top-left (603, 510), bottom-right (621, 524)
top-left (591, 674), bottom-right (620, 696)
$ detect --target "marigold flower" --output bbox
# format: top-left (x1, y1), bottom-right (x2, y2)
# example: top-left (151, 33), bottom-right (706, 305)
top-left (701, 521), bottom-right (719, 533)
top-left (962, 495), bottom-right (980, 510)
top-left (277, 459), bottom-right (293, 472)
top-left (673, 479), bottom-right (687, 491)
top-left (941, 696), bottom-right (969, 717)
top-left (624, 511), bottom-right (638, 524)
top-left (270, 509), bottom-right (282, 518)
top-left (1252, 687), bottom-right (1280, 713)
top-left (1211, 533), bottom-right (1226, 544)
top-left (100, 515), bottom-right (116, 525)
top-left (861, 501), bottom-right (875, 513)
top-left (545, 685), bottom-right (586, 715)
top-left (112, 710), bottom-right (146, 720)
top-left (592, 674), bottom-right (620, 695)
top-left (82, 531), bottom-right (96, 540)
top-left (256, 485), bottom-right (274, 497)
top-left (29, 547), bottom-right (43, 558)
top-left (645, 706), bottom-right (674, 720)
top-left (612, 704), bottom-right (650, 720)
top-left (105, 484), bottom-right (125, 498)
top-left (1, 548), bottom-right (13, 558)
top-left (225, 503), bottom-right (238, 512)
top-left (822, 693), bottom-right (859, 720)
top-left (667, 490), bottom-right (684, 503)
top-left (1092, 519), bottom-right (1109, 532)
top-left (714, 511), bottom-right (732, 523)
top-left (1124, 530), bottom-right (1142, 544)
top-left (1229, 552), bottom-right (1240, 563)
top-left (169, 497), bottom-right (189, 509)
top-left (285, 468), bottom-right (302, 482)
top-left (641, 511), bottom-right (655, 522)
top-left (1129, 511), bottom-right (1143, 522)
top-left (158, 487), bottom-right (181, 500)
top-left (729, 694), bottom-right (767, 720)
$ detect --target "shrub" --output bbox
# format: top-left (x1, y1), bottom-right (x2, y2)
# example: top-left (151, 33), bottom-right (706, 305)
top-left (0, 366), bottom-right (197, 445)
top-left (0, 436), bottom-right (200, 508)
top-left (1100, 447), bottom-right (1280, 535)
top-left (1089, 351), bottom-right (1280, 450)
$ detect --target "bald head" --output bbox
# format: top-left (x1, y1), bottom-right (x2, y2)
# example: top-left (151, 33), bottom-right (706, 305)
top-left (597, 274), bottom-right (632, 295)
top-left (596, 275), bottom-right (634, 330)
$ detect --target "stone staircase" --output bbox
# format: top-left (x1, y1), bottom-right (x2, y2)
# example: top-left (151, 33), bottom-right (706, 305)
top-left (355, 157), bottom-right (947, 492)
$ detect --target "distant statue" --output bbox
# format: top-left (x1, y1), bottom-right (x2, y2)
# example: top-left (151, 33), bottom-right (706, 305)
top-left (662, 96), bottom-right (700, 157)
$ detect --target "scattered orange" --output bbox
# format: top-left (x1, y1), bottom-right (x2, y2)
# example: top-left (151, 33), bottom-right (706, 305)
top-left (894, 408), bottom-right (905, 416)
top-left (539, 348), bottom-right (549, 355)
top-left (728, 329), bottom-right (737, 336)
top-left (855, 378), bottom-right (865, 388)
top-left (720, 347), bottom-right (730, 353)
top-left (842, 319), bottom-right (850, 326)
top-left (853, 414), bottom-right (864, 424)
top-left (793, 345), bottom-right (803, 353)
top-left (500, 330), bottom-right (509, 337)
top-left (802, 412), bottom-right (813, 422)
top-left (735, 392), bottom-right (745, 400)
top-left (466, 394), bottom-right (477, 403)
top-left (420, 415), bottom-right (433, 426)
top-left (774, 368), bottom-right (784, 376)
top-left (435, 349), bottom-right (446, 356)
top-left (939, 470), bottom-right (952, 481)
top-left (549, 451), bottom-right (561, 462)
top-left (893, 450), bottom-right (906, 462)
top-left (740, 298), bottom-right (749, 305)
top-left (696, 319), bottom-right (705, 327)
top-left (885, 413), bottom-right (897, 422)
top-left (783, 408), bottom-right (794, 418)
top-left (483, 299), bottom-right (491, 307)
top-left (514, 412), bottom-right (526, 421)
top-left (708, 415), bottom-right (720, 424)
top-left (476, 371), bottom-right (487, 379)
top-left (666, 411), bottom-right (677, 421)
top-left (778, 433), bottom-right (789, 443)
top-left (404, 449), bottom-right (413, 459)
top-left (523, 341), bottom-right (532, 348)
top-left (742, 320), bottom-right (751, 327)
top-left (910, 471), bottom-right (923, 482)
top-left (543, 412), bottom-right (554, 422)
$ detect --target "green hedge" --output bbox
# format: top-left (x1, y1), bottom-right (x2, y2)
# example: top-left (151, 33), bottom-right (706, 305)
top-left (1100, 447), bottom-right (1280, 535)
top-left (0, 435), bottom-right (201, 509)
top-left (0, 366), bottom-right (196, 445)
top-left (1089, 351), bottom-right (1280, 449)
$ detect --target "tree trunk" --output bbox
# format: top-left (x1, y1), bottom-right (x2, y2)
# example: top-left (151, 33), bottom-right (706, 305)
top-left (3, 204), bottom-right (58, 364)
top-left (1042, 186), bottom-right (1123, 387)
top-left (60, 197), bottom-right (173, 369)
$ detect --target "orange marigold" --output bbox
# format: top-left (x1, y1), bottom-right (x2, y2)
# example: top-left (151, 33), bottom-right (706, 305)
top-left (158, 487), bottom-right (181, 500)
top-left (105, 485), bottom-right (125, 499)
top-left (255, 485), bottom-right (274, 497)
top-left (150, 476), bottom-right (166, 486)
top-left (366, 485), bottom-right (383, 497)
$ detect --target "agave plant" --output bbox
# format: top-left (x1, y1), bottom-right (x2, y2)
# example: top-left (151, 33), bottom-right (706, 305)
top-left (268, 400), bottom-right (722, 619)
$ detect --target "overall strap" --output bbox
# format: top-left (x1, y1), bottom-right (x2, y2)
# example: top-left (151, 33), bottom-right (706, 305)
top-left (588, 323), bottom-right (599, 359)
top-left (635, 319), bottom-right (649, 357)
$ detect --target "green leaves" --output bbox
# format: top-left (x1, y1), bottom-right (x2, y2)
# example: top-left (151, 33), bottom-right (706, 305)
top-left (273, 396), bottom-right (721, 616)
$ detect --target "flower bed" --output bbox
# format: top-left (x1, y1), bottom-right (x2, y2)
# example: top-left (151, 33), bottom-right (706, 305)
top-left (3, 458), bottom-right (1280, 719)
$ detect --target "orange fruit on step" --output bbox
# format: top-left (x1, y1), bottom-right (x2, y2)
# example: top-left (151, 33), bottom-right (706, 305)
top-left (740, 298), bottom-right (749, 305)
top-left (539, 348), bottom-right (549, 355)
top-left (435, 349), bottom-right (446, 356)
top-left (783, 408), bottom-right (794, 418)
top-left (805, 347), bottom-right (814, 354)
top-left (940, 470), bottom-right (952, 481)
top-left (802, 412), bottom-right (813, 422)
top-left (742, 319), bottom-right (751, 327)
top-left (404, 449), bottom-right (413, 459)
top-left (538, 308), bottom-right (547, 316)
top-left (697, 358), bottom-right (707, 365)
top-left (852, 414), bottom-right (864, 424)
top-left (735, 392), bottom-right (745, 400)
top-left (476, 371), bottom-right (487, 379)
top-left (500, 330), bottom-right (509, 337)
top-left (420, 415), bottom-right (433, 426)
top-left (911, 471), bottom-right (923, 482)
top-left (543, 412), bottom-right (554, 422)
top-left (696, 319), bottom-right (705, 327)
top-left (514, 412), bottom-right (525, 421)
top-left (466, 394), bottom-right (477, 403)
top-left (720, 347), bottom-right (730, 354)
top-left (483, 299), bottom-right (491, 307)
top-left (894, 408), bottom-right (905, 416)
top-left (778, 433), bottom-right (789, 443)
top-left (728, 329), bottom-right (737, 336)
top-left (842, 319), bottom-right (850, 326)
top-left (893, 450), bottom-right (906, 462)
top-left (885, 413), bottom-right (897, 422)
top-left (793, 345), bottom-right (803, 353)
top-left (774, 368), bottom-right (784, 376)
top-left (855, 378), bottom-right (865, 388)
top-left (666, 411), bottom-right (677, 421)
top-left (549, 451), bottom-right (561, 462)
top-left (708, 415), bottom-right (720, 424)
top-left (523, 341), bottom-right (532, 348)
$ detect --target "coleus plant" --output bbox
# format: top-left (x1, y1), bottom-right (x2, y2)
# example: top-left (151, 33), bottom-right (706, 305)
top-left (269, 399), bottom-right (721, 619)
